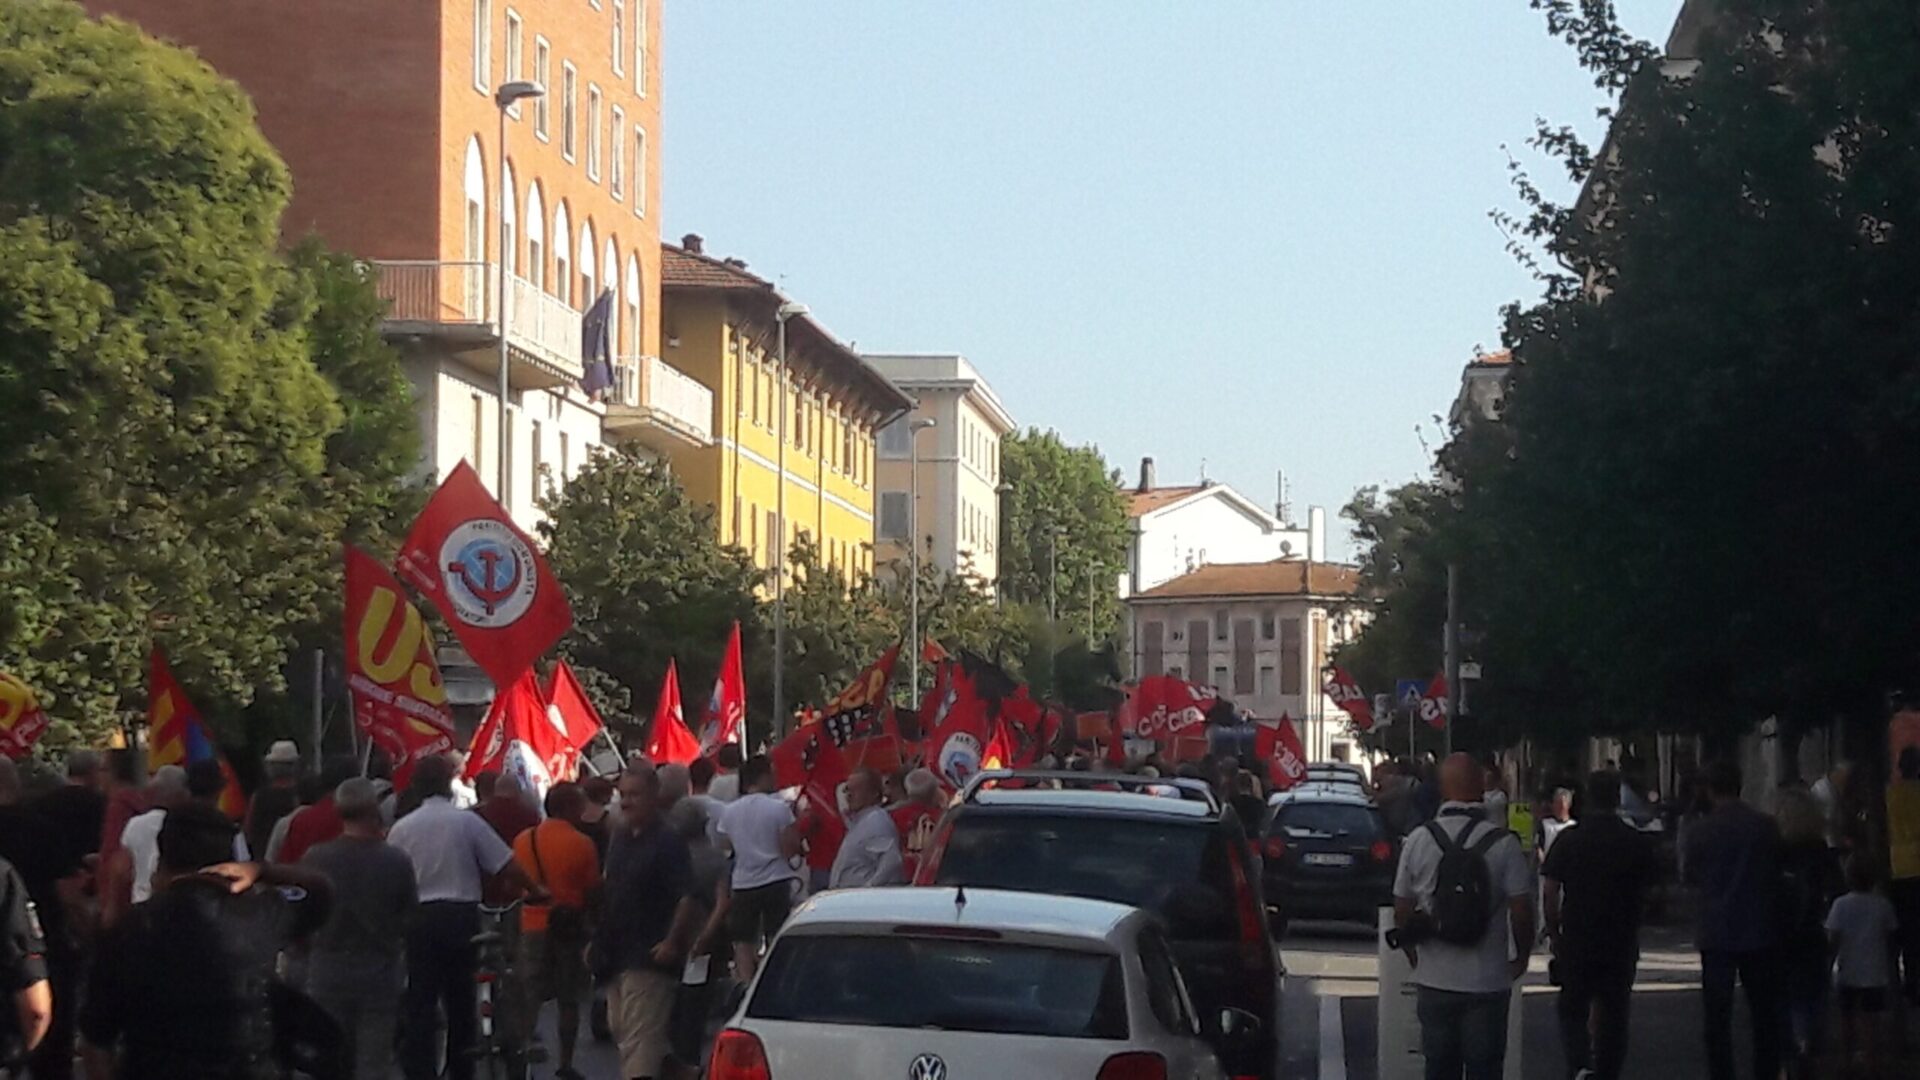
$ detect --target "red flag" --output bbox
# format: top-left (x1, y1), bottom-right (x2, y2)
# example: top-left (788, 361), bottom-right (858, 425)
top-left (1323, 666), bottom-right (1374, 732)
top-left (644, 660), bottom-right (701, 765)
top-left (343, 545), bottom-right (456, 788)
top-left (698, 621), bottom-right (747, 753)
top-left (921, 638), bottom-right (950, 666)
top-left (1419, 674), bottom-right (1450, 729)
top-left (1255, 715), bottom-right (1310, 790)
top-left (0, 672), bottom-right (49, 760)
top-left (466, 671), bottom-right (576, 798)
top-left (982, 719), bottom-right (1015, 771)
top-left (925, 661), bottom-right (990, 792)
top-left (1129, 675), bottom-right (1220, 740)
top-left (146, 649), bottom-right (244, 819)
top-left (1105, 710), bottom-right (1129, 767)
top-left (770, 722), bottom-right (850, 800)
top-left (815, 645), bottom-right (902, 769)
top-left (999, 689), bottom-right (1051, 769)
top-left (544, 661), bottom-right (606, 755)
top-left (394, 460), bottom-right (573, 690)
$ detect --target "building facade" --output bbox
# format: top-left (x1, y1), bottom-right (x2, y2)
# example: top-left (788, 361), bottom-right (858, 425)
top-left (660, 237), bottom-right (913, 580)
top-left (84, 0), bottom-right (689, 529)
top-left (1123, 458), bottom-right (1321, 596)
top-left (865, 355), bottom-right (1016, 586)
top-left (1127, 560), bottom-right (1366, 763)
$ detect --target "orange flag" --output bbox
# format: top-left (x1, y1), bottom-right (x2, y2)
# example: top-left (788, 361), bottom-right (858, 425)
top-left (147, 649), bottom-right (244, 820)
top-left (645, 660), bottom-right (701, 765)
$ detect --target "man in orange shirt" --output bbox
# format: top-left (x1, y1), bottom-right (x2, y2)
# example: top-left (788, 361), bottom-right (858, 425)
top-left (511, 782), bottom-right (601, 1080)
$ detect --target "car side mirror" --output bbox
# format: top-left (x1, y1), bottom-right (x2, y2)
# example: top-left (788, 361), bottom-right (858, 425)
top-left (1210, 1006), bottom-right (1262, 1044)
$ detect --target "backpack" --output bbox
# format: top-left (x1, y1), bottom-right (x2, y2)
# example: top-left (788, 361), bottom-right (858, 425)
top-left (1425, 818), bottom-right (1506, 946)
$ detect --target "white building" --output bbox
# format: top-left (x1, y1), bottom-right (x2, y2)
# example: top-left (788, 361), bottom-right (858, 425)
top-left (867, 354), bottom-right (1016, 586)
top-left (1123, 458), bottom-right (1323, 596)
top-left (1127, 559), bottom-right (1367, 763)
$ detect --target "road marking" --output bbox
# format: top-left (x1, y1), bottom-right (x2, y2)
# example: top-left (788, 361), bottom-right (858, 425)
top-left (1319, 994), bottom-right (1347, 1080)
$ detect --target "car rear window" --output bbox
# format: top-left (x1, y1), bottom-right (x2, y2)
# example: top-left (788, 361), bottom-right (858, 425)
top-left (932, 814), bottom-right (1239, 938)
top-left (1272, 802), bottom-right (1381, 840)
top-left (747, 934), bottom-right (1128, 1039)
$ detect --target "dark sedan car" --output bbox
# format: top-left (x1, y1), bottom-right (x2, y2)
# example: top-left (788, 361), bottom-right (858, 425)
top-left (1261, 791), bottom-right (1396, 937)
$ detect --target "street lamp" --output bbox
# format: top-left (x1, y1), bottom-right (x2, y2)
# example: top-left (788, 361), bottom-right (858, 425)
top-left (772, 300), bottom-right (809, 737)
top-left (906, 417), bottom-right (938, 696)
top-left (493, 80), bottom-right (544, 505)
top-left (993, 481), bottom-right (1013, 607)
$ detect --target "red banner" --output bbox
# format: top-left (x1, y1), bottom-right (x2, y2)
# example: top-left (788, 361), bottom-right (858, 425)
top-left (771, 721), bottom-right (849, 799)
top-left (1255, 715), bottom-right (1310, 790)
top-left (0, 672), bottom-right (49, 760)
top-left (394, 461), bottom-right (573, 690)
top-left (1323, 666), bottom-right (1374, 732)
top-left (544, 661), bottom-right (605, 757)
top-left (644, 659), bottom-right (700, 765)
top-left (698, 621), bottom-right (747, 752)
top-left (998, 689), bottom-right (1056, 769)
top-left (343, 545), bottom-right (456, 788)
top-left (813, 645), bottom-right (902, 769)
top-left (925, 661), bottom-right (990, 792)
top-left (147, 649), bottom-right (244, 819)
top-left (1419, 673), bottom-right (1450, 729)
top-left (465, 670), bottom-right (578, 797)
top-left (1129, 675), bottom-right (1220, 739)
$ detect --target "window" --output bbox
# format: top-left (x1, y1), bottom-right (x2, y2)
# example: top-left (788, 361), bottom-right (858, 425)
top-left (751, 365), bottom-right (764, 426)
top-left (748, 506), bottom-right (760, 563)
top-left (471, 394), bottom-right (485, 472)
top-left (1280, 618), bottom-right (1303, 695)
top-left (561, 63), bottom-right (577, 160)
top-left (501, 162), bottom-right (516, 274)
top-left (504, 11), bottom-right (523, 114)
top-left (1213, 609), bottom-right (1229, 640)
top-left (1258, 664), bottom-right (1278, 697)
top-left (1212, 664), bottom-right (1229, 691)
top-left (634, 0), bottom-right (648, 95)
top-left (795, 395), bottom-right (807, 449)
top-left (878, 419), bottom-right (911, 457)
top-left (530, 419), bottom-right (543, 494)
top-left (461, 138), bottom-right (486, 316)
top-left (1137, 931), bottom-right (1196, 1037)
top-left (611, 0), bottom-right (625, 76)
top-left (1261, 611), bottom-right (1277, 640)
top-left (502, 408), bottom-right (514, 509)
top-left (609, 106), bottom-right (625, 199)
top-left (559, 431), bottom-right (569, 481)
top-left (586, 85), bottom-right (602, 181)
top-left (533, 38), bottom-right (551, 139)
top-left (624, 255), bottom-right (642, 355)
top-left (472, 0), bottom-right (491, 94)
top-left (552, 202), bottom-right (571, 304)
top-left (578, 221), bottom-right (596, 308)
top-left (524, 181), bottom-right (545, 290)
top-left (879, 492), bottom-right (909, 541)
top-left (633, 126), bottom-right (648, 216)
top-left (766, 510), bottom-right (779, 565)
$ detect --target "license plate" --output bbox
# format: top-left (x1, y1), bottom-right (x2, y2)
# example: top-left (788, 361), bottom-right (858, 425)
top-left (1302, 853), bottom-right (1354, 867)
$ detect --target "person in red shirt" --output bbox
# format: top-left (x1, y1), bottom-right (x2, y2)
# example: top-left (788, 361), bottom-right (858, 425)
top-left (889, 768), bottom-right (946, 882)
top-left (476, 772), bottom-right (542, 845)
top-left (280, 758), bottom-right (360, 864)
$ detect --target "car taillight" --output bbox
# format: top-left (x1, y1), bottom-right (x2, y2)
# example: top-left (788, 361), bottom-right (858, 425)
top-left (1097, 1051), bottom-right (1168, 1080)
top-left (1370, 840), bottom-right (1392, 862)
top-left (708, 1028), bottom-right (772, 1080)
top-left (1226, 844), bottom-right (1265, 950)
top-left (1263, 835), bottom-right (1287, 860)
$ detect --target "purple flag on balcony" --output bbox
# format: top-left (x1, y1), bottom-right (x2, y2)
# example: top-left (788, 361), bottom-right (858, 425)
top-left (580, 288), bottom-right (616, 399)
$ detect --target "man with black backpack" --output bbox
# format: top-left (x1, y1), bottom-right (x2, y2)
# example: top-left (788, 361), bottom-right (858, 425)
top-left (1393, 752), bottom-right (1535, 1080)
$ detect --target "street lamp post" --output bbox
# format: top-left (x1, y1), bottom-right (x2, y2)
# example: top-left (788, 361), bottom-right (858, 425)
top-left (493, 80), bottom-right (544, 505)
top-left (772, 301), bottom-right (809, 737)
top-left (907, 418), bottom-right (938, 696)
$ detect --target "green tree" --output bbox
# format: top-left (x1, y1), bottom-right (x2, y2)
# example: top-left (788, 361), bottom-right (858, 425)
top-left (997, 429), bottom-right (1129, 642)
top-left (0, 1), bottom-right (415, 750)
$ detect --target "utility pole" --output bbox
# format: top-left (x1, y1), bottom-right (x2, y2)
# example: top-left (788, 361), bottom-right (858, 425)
top-left (1444, 562), bottom-right (1461, 756)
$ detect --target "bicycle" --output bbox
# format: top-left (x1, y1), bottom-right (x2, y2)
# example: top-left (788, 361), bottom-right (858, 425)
top-left (456, 901), bottom-right (546, 1080)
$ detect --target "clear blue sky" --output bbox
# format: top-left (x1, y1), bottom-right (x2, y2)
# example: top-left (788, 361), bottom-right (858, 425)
top-left (662, 1), bottom-right (1683, 558)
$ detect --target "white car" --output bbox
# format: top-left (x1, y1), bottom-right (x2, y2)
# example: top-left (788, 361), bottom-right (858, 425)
top-left (708, 885), bottom-right (1251, 1080)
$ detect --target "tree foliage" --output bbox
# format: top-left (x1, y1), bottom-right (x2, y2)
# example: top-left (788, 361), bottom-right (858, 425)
top-left (0, 2), bottom-right (417, 749)
top-left (997, 429), bottom-right (1130, 642)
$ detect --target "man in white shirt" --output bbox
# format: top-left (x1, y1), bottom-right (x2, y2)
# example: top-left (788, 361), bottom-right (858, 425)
top-left (121, 763), bottom-right (250, 906)
top-left (829, 769), bottom-right (904, 890)
top-left (387, 755), bottom-right (545, 1080)
top-left (1393, 753), bottom-right (1535, 1080)
top-left (715, 755), bottom-right (800, 983)
top-left (706, 744), bottom-right (744, 803)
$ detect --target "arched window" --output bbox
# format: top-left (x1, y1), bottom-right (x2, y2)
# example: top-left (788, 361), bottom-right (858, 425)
top-left (524, 181), bottom-right (546, 292)
top-left (578, 220), bottom-right (596, 311)
top-left (501, 160), bottom-right (517, 277)
top-left (552, 202), bottom-right (572, 306)
top-left (624, 255), bottom-right (642, 357)
top-left (602, 239), bottom-right (619, 351)
top-left (462, 137), bottom-right (486, 316)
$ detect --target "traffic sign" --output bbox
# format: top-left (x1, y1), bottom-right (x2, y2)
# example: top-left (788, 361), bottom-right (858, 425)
top-left (1395, 679), bottom-right (1427, 708)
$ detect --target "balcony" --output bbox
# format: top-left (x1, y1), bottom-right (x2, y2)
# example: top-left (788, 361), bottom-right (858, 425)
top-left (370, 260), bottom-right (585, 391)
top-left (604, 354), bottom-right (714, 451)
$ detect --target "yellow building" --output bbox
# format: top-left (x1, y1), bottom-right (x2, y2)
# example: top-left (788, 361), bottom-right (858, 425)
top-left (659, 235), bottom-right (912, 578)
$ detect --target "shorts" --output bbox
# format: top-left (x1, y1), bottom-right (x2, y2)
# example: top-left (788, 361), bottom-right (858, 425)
top-left (1838, 986), bottom-right (1888, 1014)
top-left (520, 927), bottom-right (591, 1004)
top-left (726, 880), bottom-right (794, 946)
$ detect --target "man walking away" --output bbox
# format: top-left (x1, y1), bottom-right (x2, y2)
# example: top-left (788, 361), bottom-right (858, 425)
top-left (829, 769), bottom-right (904, 890)
top-left (1542, 771), bottom-right (1656, 1080)
top-left (666, 798), bottom-right (729, 1077)
top-left (889, 768), bottom-right (945, 881)
top-left (1683, 759), bottom-right (1786, 1080)
top-left (512, 782), bottom-right (601, 1080)
top-left (1886, 746), bottom-right (1920, 1004)
top-left (1537, 788), bottom-right (1575, 863)
top-left (1393, 752), bottom-right (1534, 1080)
top-left (592, 764), bottom-right (698, 1080)
top-left (1825, 854), bottom-right (1899, 1073)
top-left (715, 756), bottom-right (800, 984)
top-left (303, 778), bottom-right (418, 1080)
top-left (707, 745), bottom-right (744, 803)
top-left (247, 742), bottom-right (302, 861)
top-left (386, 756), bottom-right (545, 1080)
top-left (80, 804), bottom-right (334, 1080)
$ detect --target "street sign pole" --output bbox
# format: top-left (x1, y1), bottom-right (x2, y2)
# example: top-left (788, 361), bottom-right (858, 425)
top-left (1444, 563), bottom-right (1461, 756)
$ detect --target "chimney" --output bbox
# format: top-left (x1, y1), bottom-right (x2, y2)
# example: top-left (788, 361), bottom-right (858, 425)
top-left (1138, 456), bottom-right (1156, 493)
top-left (1307, 506), bottom-right (1327, 563)
top-left (681, 233), bottom-right (704, 255)
top-left (722, 257), bottom-right (748, 270)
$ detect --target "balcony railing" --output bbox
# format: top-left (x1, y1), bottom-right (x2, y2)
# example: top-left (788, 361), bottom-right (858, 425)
top-left (606, 354), bottom-right (714, 448)
top-left (368, 260), bottom-right (584, 388)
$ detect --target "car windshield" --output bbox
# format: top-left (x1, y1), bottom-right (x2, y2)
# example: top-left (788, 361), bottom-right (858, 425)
top-left (931, 814), bottom-right (1239, 939)
top-left (747, 934), bottom-right (1128, 1040)
top-left (1273, 803), bottom-right (1381, 841)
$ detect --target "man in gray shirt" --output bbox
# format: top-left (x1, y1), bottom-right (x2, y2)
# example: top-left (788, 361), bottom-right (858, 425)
top-left (303, 778), bottom-right (419, 1080)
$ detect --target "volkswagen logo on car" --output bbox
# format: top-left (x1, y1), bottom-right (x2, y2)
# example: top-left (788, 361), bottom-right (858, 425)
top-left (907, 1053), bottom-right (947, 1080)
